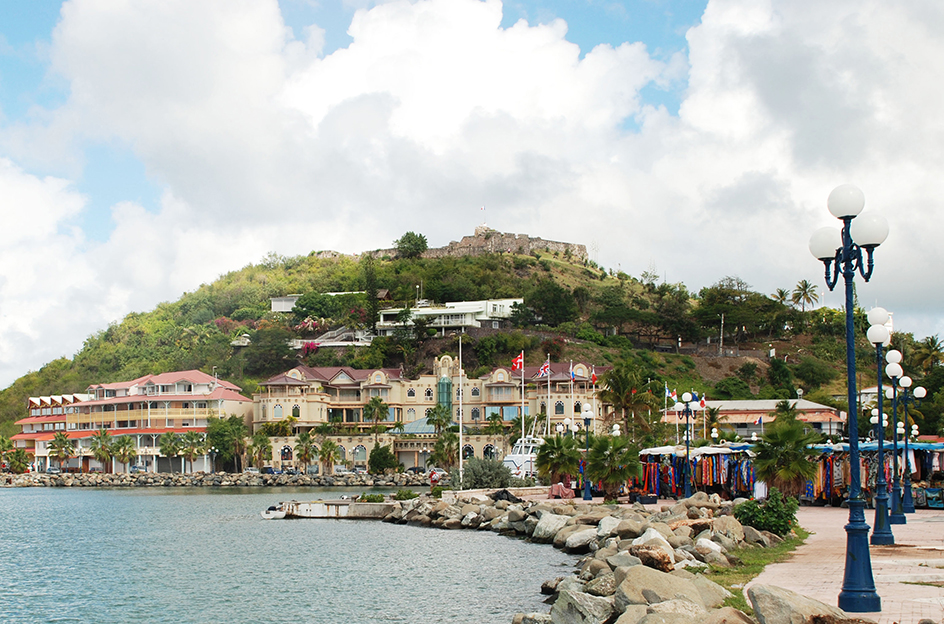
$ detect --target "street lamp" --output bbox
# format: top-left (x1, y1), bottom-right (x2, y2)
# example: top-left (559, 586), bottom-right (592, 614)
top-left (555, 422), bottom-right (564, 436)
top-left (898, 378), bottom-right (925, 513)
top-left (563, 417), bottom-right (573, 438)
top-left (809, 183), bottom-right (887, 613)
top-left (884, 351), bottom-right (906, 525)
top-left (866, 308), bottom-right (893, 545)
top-left (581, 404), bottom-right (593, 501)
top-left (711, 427), bottom-right (719, 443)
top-left (674, 393), bottom-right (696, 498)
top-left (208, 446), bottom-right (218, 473)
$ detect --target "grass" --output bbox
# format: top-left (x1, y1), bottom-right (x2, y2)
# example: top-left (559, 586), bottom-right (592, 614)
top-left (703, 526), bottom-right (811, 615)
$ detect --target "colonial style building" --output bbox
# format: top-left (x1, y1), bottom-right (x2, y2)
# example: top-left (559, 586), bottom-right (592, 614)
top-left (15, 370), bottom-right (252, 472)
top-left (661, 399), bottom-right (844, 440)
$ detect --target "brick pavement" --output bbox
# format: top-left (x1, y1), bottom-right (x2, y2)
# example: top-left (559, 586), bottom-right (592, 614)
top-left (746, 506), bottom-right (944, 624)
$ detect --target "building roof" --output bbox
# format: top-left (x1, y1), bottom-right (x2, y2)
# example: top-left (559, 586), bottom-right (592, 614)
top-left (400, 417), bottom-right (435, 434)
top-left (86, 369), bottom-right (242, 393)
top-left (78, 386), bottom-right (251, 408)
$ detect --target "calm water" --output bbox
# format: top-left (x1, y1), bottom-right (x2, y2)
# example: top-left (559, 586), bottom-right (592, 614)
top-left (0, 487), bottom-right (575, 623)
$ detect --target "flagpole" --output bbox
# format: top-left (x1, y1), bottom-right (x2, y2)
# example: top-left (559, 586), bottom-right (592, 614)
top-left (570, 359), bottom-right (574, 431)
top-left (458, 335), bottom-right (463, 486)
top-left (520, 350), bottom-right (525, 444)
top-left (591, 366), bottom-right (597, 436)
top-left (547, 354), bottom-right (551, 437)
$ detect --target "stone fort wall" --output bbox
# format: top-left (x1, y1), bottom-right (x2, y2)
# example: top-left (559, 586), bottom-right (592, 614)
top-left (368, 226), bottom-right (587, 262)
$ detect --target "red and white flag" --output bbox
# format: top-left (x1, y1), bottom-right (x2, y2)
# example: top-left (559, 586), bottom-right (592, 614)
top-left (538, 359), bottom-right (551, 377)
top-left (591, 366), bottom-right (597, 384)
top-left (511, 351), bottom-right (524, 371)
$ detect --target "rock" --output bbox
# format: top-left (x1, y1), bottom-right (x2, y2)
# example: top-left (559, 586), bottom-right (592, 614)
top-left (673, 559), bottom-right (708, 572)
top-left (556, 576), bottom-right (587, 595)
top-left (748, 584), bottom-right (875, 624)
top-left (613, 565), bottom-right (705, 611)
top-left (614, 605), bottom-right (649, 624)
top-left (701, 607), bottom-right (756, 624)
top-left (606, 552), bottom-right (642, 569)
top-left (541, 577), bottom-right (563, 595)
top-left (594, 546), bottom-right (618, 562)
top-left (635, 614), bottom-right (698, 624)
top-left (673, 525), bottom-right (693, 538)
top-left (711, 516), bottom-right (745, 542)
top-left (648, 522), bottom-right (675, 540)
top-left (460, 503), bottom-right (480, 516)
top-left (508, 509), bottom-right (528, 523)
top-left (580, 558), bottom-right (611, 580)
top-left (667, 535), bottom-right (691, 549)
top-left (743, 525), bottom-right (771, 547)
top-left (628, 546), bottom-right (675, 572)
top-left (695, 538), bottom-right (724, 555)
top-left (703, 550), bottom-right (731, 568)
top-left (646, 597), bottom-right (708, 619)
top-left (712, 533), bottom-right (739, 553)
top-left (555, 524), bottom-right (589, 548)
top-left (534, 513), bottom-right (571, 543)
top-left (690, 574), bottom-right (733, 608)
top-left (597, 515), bottom-right (621, 538)
top-left (565, 528), bottom-right (599, 553)
top-left (585, 573), bottom-right (618, 597)
top-left (634, 528), bottom-right (673, 550)
top-left (513, 613), bottom-right (553, 624)
top-left (549, 589), bottom-right (614, 624)
top-left (760, 530), bottom-right (784, 545)
top-left (616, 518), bottom-right (648, 539)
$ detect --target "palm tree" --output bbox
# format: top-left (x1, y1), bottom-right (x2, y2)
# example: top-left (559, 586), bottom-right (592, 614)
top-left (248, 431), bottom-right (272, 470)
top-left (701, 406), bottom-right (726, 439)
top-left (159, 432), bottom-right (182, 473)
top-left (89, 428), bottom-right (115, 473)
top-left (363, 396), bottom-right (389, 445)
top-left (485, 412), bottom-right (506, 453)
top-left (180, 431), bottom-right (206, 473)
top-left (426, 404), bottom-right (452, 435)
top-left (0, 435), bottom-right (12, 468)
top-left (294, 431), bottom-right (317, 473)
top-left (585, 435), bottom-right (640, 502)
top-left (535, 435), bottom-right (580, 484)
top-left (319, 439), bottom-right (340, 475)
top-left (510, 412), bottom-right (536, 444)
top-left (753, 404), bottom-right (820, 497)
top-left (791, 280), bottom-right (819, 312)
top-left (7, 448), bottom-right (30, 473)
top-left (913, 335), bottom-right (944, 374)
top-left (47, 432), bottom-right (75, 471)
top-left (112, 436), bottom-right (138, 472)
top-left (771, 288), bottom-right (791, 305)
top-left (223, 417), bottom-right (249, 472)
top-left (597, 361), bottom-right (658, 436)
top-left (429, 430), bottom-right (458, 470)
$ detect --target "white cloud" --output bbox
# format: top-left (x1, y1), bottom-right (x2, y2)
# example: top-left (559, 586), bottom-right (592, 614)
top-left (2, 0), bottom-right (944, 388)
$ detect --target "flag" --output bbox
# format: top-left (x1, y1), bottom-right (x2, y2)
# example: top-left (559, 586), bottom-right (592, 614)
top-left (665, 385), bottom-right (671, 398)
top-left (670, 389), bottom-right (678, 401)
top-left (754, 416), bottom-right (762, 425)
top-left (591, 366), bottom-right (597, 384)
top-left (632, 388), bottom-right (637, 395)
top-left (538, 359), bottom-right (550, 377)
top-left (570, 361), bottom-right (575, 381)
top-left (511, 351), bottom-right (524, 371)
top-left (699, 394), bottom-right (706, 409)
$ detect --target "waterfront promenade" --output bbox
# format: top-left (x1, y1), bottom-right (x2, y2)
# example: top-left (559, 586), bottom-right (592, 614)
top-left (747, 506), bottom-right (944, 624)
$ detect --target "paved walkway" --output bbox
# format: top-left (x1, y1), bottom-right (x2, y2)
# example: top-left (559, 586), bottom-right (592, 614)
top-left (746, 506), bottom-right (944, 624)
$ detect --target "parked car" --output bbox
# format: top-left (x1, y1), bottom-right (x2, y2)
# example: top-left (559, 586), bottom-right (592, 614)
top-left (306, 466), bottom-right (320, 475)
top-left (427, 467), bottom-right (448, 478)
top-left (262, 466), bottom-right (281, 475)
top-left (129, 466), bottom-right (146, 473)
top-left (282, 468), bottom-right (299, 476)
top-left (45, 466), bottom-right (62, 474)
top-left (406, 466), bottom-right (425, 474)
top-left (244, 467), bottom-right (260, 474)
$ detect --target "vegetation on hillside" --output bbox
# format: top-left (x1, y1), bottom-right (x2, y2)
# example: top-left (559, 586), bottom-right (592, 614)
top-left (1, 235), bottom-right (942, 441)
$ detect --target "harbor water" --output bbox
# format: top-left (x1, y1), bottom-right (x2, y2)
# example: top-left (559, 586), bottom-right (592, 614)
top-left (0, 486), bottom-right (576, 623)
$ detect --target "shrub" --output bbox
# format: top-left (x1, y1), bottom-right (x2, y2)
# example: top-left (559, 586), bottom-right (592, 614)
top-left (394, 489), bottom-right (419, 501)
top-left (358, 493), bottom-right (385, 503)
top-left (733, 488), bottom-right (799, 537)
top-left (431, 485), bottom-right (444, 498)
top-left (368, 444), bottom-right (398, 474)
top-left (454, 458), bottom-right (515, 490)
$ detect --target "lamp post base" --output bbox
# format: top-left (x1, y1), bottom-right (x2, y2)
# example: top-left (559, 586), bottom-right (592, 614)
top-left (870, 489), bottom-right (894, 545)
top-left (889, 484), bottom-right (906, 524)
top-left (839, 499), bottom-right (882, 613)
top-left (903, 482), bottom-right (915, 514)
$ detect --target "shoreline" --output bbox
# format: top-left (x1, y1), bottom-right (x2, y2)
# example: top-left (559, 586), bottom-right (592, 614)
top-left (1, 470), bottom-right (431, 489)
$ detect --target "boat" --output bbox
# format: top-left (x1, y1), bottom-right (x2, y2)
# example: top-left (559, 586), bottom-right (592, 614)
top-left (261, 504), bottom-right (286, 520)
top-left (502, 435), bottom-right (544, 478)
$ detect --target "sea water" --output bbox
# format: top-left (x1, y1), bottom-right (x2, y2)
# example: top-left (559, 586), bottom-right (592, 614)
top-left (0, 487), bottom-right (576, 623)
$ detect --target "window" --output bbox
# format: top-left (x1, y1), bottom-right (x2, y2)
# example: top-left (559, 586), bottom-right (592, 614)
top-left (456, 387), bottom-right (463, 399)
top-left (292, 405), bottom-right (300, 418)
top-left (574, 401), bottom-right (582, 413)
top-left (424, 388), bottom-right (433, 400)
top-left (374, 373), bottom-right (383, 384)
top-left (471, 387), bottom-right (480, 397)
top-left (407, 408), bottom-right (416, 420)
top-left (407, 388), bottom-right (416, 398)
top-left (496, 372), bottom-right (505, 382)
top-left (471, 408), bottom-right (480, 421)
top-left (555, 401), bottom-right (565, 415)
top-left (483, 444), bottom-right (497, 459)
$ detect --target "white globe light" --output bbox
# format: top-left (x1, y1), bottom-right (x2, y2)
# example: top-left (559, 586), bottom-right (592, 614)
top-left (870, 415), bottom-right (878, 425)
top-left (871, 408), bottom-right (879, 416)
top-left (827, 184), bottom-right (866, 218)
top-left (900, 376), bottom-right (913, 388)
top-left (581, 404), bottom-right (593, 418)
top-left (867, 324), bottom-right (889, 345)
top-left (850, 213), bottom-right (889, 247)
top-left (674, 402), bottom-right (684, 412)
top-left (885, 362), bottom-right (903, 379)
top-left (809, 227), bottom-right (842, 260)
top-left (867, 307), bottom-right (889, 326)
top-left (885, 388), bottom-right (894, 400)
top-left (885, 349), bottom-right (902, 364)
top-left (915, 387), bottom-right (927, 399)
top-left (681, 392), bottom-right (692, 403)
top-left (563, 417), bottom-right (571, 426)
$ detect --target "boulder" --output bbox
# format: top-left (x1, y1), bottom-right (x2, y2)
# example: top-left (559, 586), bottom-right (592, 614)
top-left (597, 515), bottom-right (622, 538)
top-left (613, 565), bottom-right (705, 611)
top-left (634, 528), bottom-right (673, 550)
top-left (690, 574), bottom-right (733, 608)
top-left (508, 508), bottom-right (528, 523)
top-left (585, 573), bottom-right (618, 597)
top-left (635, 614), bottom-right (698, 624)
top-left (614, 605), bottom-right (649, 624)
top-left (549, 589), bottom-right (615, 624)
top-left (711, 516), bottom-right (745, 542)
top-left (760, 530), bottom-right (784, 545)
top-left (646, 598), bottom-right (708, 620)
top-left (541, 577), bottom-right (563, 595)
top-left (616, 518), bottom-right (648, 539)
top-left (695, 538), bottom-right (724, 555)
top-left (606, 552), bottom-right (642, 570)
top-left (747, 584), bottom-right (875, 624)
top-left (555, 524), bottom-right (589, 548)
top-left (512, 613), bottom-right (553, 624)
top-left (743, 525), bottom-right (771, 548)
top-left (533, 513), bottom-right (570, 543)
top-left (565, 528), bottom-right (600, 553)
top-left (556, 576), bottom-right (586, 595)
top-left (701, 607), bottom-right (756, 624)
top-left (580, 558), bottom-right (611, 580)
top-left (628, 545), bottom-right (675, 572)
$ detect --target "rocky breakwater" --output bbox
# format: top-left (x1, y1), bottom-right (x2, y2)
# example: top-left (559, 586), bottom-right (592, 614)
top-left (383, 491), bottom-right (879, 624)
top-left (3, 471), bottom-right (432, 488)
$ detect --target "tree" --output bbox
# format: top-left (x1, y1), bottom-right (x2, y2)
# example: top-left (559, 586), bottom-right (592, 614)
top-left (526, 280), bottom-right (578, 327)
top-left (7, 448), bottom-right (30, 473)
top-left (368, 444), bottom-right (398, 474)
top-left (48, 432), bottom-right (75, 470)
top-left (792, 280), bottom-right (819, 312)
top-left (771, 288), bottom-right (791, 305)
top-left (535, 435), bottom-right (580, 484)
top-left (319, 439), bottom-right (341, 475)
top-left (248, 431), bottom-right (272, 469)
top-left (112, 436), bottom-right (138, 472)
top-left (455, 458), bottom-right (514, 489)
top-left (585, 435), bottom-right (640, 502)
top-left (395, 232), bottom-right (428, 259)
top-left (0, 435), bottom-right (12, 469)
top-left (294, 431), bottom-right (317, 473)
top-left (485, 412), bottom-right (506, 450)
top-left (794, 356), bottom-right (837, 389)
top-left (714, 376), bottom-right (753, 400)
top-left (597, 361), bottom-right (658, 436)
top-left (426, 404), bottom-right (452, 435)
top-left (914, 335), bottom-right (944, 375)
top-left (159, 432), bottom-right (182, 473)
top-left (90, 428), bottom-right (115, 472)
top-left (206, 415), bottom-right (248, 472)
top-left (363, 396), bottom-right (389, 445)
top-left (701, 406), bottom-right (727, 437)
top-left (362, 254), bottom-right (380, 332)
top-left (752, 402), bottom-right (820, 497)
top-left (181, 431), bottom-right (206, 473)
top-left (429, 431), bottom-right (458, 469)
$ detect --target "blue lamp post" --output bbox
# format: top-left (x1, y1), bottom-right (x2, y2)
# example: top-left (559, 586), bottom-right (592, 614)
top-left (884, 354), bottom-right (906, 525)
top-left (581, 404), bottom-right (593, 500)
top-left (866, 310), bottom-right (893, 545)
top-left (897, 378), bottom-right (925, 513)
top-left (674, 393), bottom-right (695, 498)
top-left (809, 184), bottom-right (888, 613)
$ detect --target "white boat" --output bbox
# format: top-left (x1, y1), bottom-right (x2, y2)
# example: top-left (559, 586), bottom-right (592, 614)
top-left (502, 435), bottom-right (544, 478)
top-left (261, 504), bottom-right (286, 520)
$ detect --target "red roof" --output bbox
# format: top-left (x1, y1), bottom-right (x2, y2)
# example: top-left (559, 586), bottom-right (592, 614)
top-left (18, 427), bottom-right (207, 442)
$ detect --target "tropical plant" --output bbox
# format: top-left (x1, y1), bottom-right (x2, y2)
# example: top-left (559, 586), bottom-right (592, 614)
top-left (0, 435), bottom-right (12, 467)
top-left (585, 434), bottom-right (640, 502)
top-left (318, 439), bottom-right (341, 475)
top-left (535, 435), bottom-right (580, 484)
top-left (455, 457), bottom-right (514, 489)
top-left (248, 431), bottom-right (272, 470)
top-left (394, 231), bottom-right (428, 259)
top-left (47, 432), bottom-right (75, 470)
top-left (112, 436), bottom-right (138, 472)
top-left (791, 279), bottom-right (819, 312)
top-left (597, 360), bottom-right (658, 435)
top-left (293, 431), bottom-right (317, 473)
top-left (368, 444), bottom-right (398, 474)
top-left (733, 488), bottom-right (799, 536)
top-left (426, 403), bottom-right (453, 435)
top-left (429, 430), bottom-right (458, 469)
top-left (7, 448), bottom-right (30, 473)
top-left (771, 288), bottom-right (791, 305)
top-left (89, 428), bottom-right (115, 473)
top-left (159, 432), bottom-right (182, 473)
top-left (363, 396), bottom-right (389, 445)
top-left (701, 406), bottom-right (726, 438)
top-left (181, 431), bottom-right (206, 473)
top-left (509, 412), bottom-right (536, 444)
top-left (913, 335), bottom-right (944, 374)
top-left (752, 404), bottom-right (820, 497)
top-left (206, 415), bottom-right (248, 472)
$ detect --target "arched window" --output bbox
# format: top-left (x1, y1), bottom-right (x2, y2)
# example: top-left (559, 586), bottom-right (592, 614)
top-left (496, 371), bottom-right (505, 382)
top-left (456, 387), bottom-right (463, 399)
top-left (574, 401), bottom-right (582, 413)
top-left (471, 387), bottom-right (480, 397)
top-left (555, 401), bottom-right (565, 415)
top-left (407, 388), bottom-right (416, 398)
top-left (353, 445), bottom-right (367, 462)
top-left (462, 444), bottom-right (475, 460)
top-left (374, 373), bottom-right (383, 384)
top-left (273, 404), bottom-right (283, 419)
top-left (261, 404), bottom-right (267, 419)
top-left (471, 407), bottom-right (480, 421)
top-left (425, 408), bottom-right (433, 417)
top-left (280, 445), bottom-right (293, 461)
top-left (540, 401), bottom-right (546, 415)
top-left (338, 446), bottom-right (346, 461)
top-left (424, 388), bottom-right (433, 400)
top-left (292, 405), bottom-right (300, 418)
top-left (407, 408), bottom-right (416, 420)
top-left (483, 444), bottom-right (497, 459)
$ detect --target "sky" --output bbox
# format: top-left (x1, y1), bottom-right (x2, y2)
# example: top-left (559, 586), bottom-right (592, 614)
top-left (1, 0), bottom-right (943, 389)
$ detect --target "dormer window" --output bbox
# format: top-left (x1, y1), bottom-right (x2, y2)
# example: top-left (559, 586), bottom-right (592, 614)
top-left (407, 388), bottom-right (416, 398)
